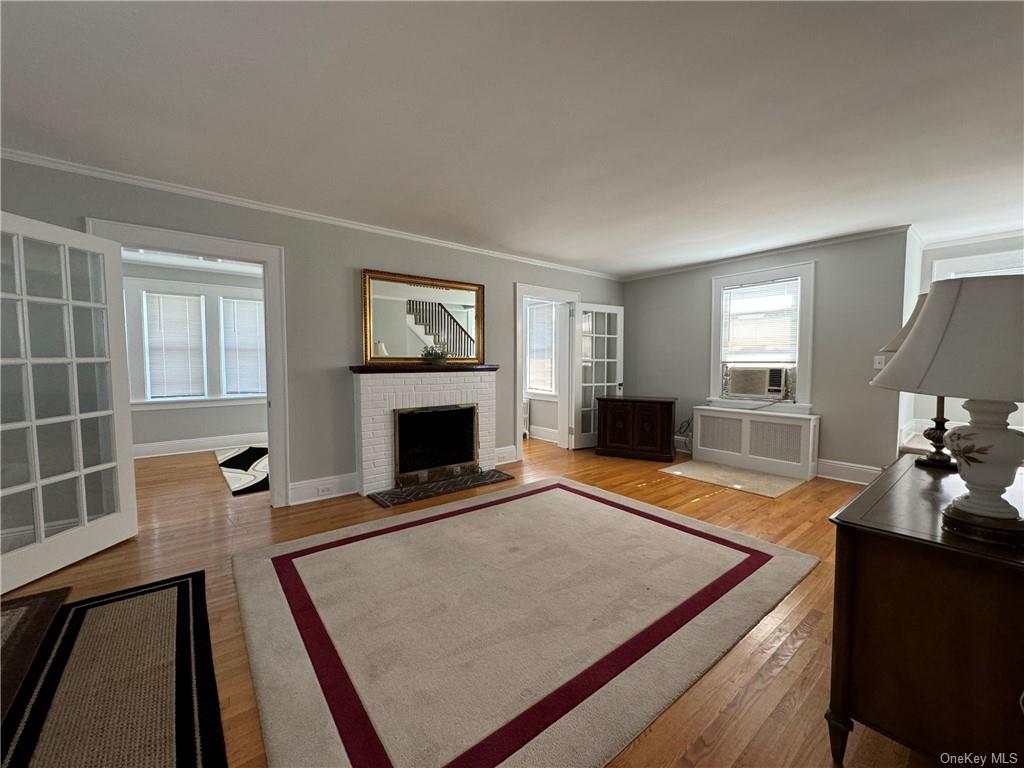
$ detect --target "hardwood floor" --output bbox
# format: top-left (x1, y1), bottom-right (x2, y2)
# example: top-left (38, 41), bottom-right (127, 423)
top-left (5, 440), bottom-right (922, 767)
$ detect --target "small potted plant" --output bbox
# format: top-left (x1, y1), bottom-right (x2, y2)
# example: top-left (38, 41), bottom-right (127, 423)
top-left (420, 343), bottom-right (449, 364)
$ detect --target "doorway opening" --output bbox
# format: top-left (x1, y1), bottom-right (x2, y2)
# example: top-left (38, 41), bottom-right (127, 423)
top-left (87, 219), bottom-right (289, 508)
top-left (515, 284), bottom-right (578, 461)
top-left (120, 248), bottom-right (270, 497)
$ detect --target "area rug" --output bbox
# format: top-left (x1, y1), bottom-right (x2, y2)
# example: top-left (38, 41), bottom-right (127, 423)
top-left (1, 587), bottom-right (69, 722)
top-left (234, 477), bottom-right (816, 768)
top-left (1, 572), bottom-right (227, 768)
top-left (367, 469), bottom-right (515, 508)
top-left (216, 445), bottom-right (269, 496)
top-left (660, 459), bottom-right (805, 498)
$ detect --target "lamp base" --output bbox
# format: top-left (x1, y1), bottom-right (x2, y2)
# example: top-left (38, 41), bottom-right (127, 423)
top-left (915, 453), bottom-right (956, 470)
top-left (915, 413), bottom-right (956, 471)
top-left (942, 504), bottom-right (1024, 548)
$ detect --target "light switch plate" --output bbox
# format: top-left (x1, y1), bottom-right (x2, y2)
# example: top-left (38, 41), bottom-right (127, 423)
top-left (873, 355), bottom-right (887, 370)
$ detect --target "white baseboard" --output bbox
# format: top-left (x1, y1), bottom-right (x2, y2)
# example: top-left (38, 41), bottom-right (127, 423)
top-left (133, 431), bottom-right (268, 458)
top-left (288, 473), bottom-right (359, 505)
top-left (816, 459), bottom-right (882, 485)
top-left (494, 445), bottom-right (518, 465)
top-left (528, 426), bottom-right (559, 443)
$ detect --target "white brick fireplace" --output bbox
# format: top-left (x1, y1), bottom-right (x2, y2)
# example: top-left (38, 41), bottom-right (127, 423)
top-left (352, 368), bottom-right (497, 494)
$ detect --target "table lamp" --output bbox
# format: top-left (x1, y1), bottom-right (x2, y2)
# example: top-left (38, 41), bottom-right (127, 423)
top-left (871, 275), bottom-right (1024, 546)
top-left (879, 293), bottom-right (955, 469)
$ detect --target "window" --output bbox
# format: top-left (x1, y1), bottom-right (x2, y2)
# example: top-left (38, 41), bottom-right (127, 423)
top-left (143, 292), bottom-right (206, 398)
top-left (526, 300), bottom-right (556, 394)
top-left (710, 262), bottom-right (814, 408)
top-left (721, 278), bottom-right (800, 364)
top-left (221, 298), bottom-right (266, 395)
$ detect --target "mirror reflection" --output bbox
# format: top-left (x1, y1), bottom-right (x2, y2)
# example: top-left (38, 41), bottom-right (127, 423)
top-left (363, 271), bottom-right (483, 363)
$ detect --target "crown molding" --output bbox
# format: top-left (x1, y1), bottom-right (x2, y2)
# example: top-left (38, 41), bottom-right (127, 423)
top-left (1, 147), bottom-right (620, 282)
top-left (622, 225), bottom-right (912, 282)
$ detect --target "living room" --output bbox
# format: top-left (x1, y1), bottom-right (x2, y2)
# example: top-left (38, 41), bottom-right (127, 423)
top-left (1, 3), bottom-right (1021, 767)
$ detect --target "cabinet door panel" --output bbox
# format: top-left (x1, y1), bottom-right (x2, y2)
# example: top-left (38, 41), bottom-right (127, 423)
top-left (633, 403), bottom-right (668, 453)
top-left (602, 401), bottom-right (633, 449)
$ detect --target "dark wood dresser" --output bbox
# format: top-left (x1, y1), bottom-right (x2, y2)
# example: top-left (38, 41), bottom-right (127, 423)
top-left (595, 396), bottom-right (676, 462)
top-left (827, 454), bottom-right (1024, 763)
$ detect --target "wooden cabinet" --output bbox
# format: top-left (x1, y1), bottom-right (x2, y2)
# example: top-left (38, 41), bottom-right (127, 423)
top-left (596, 396), bottom-right (675, 462)
top-left (827, 455), bottom-right (1024, 763)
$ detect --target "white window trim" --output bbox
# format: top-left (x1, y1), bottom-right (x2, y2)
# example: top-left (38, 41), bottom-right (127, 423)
top-left (525, 299), bottom-right (558, 398)
top-left (125, 277), bottom-right (262, 403)
top-left (130, 395), bottom-right (266, 411)
top-left (709, 261), bottom-right (814, 414)
top-left (931, 250), bottom-right (1024, 281)
top-left (525, 390), bottom-right (559, 403)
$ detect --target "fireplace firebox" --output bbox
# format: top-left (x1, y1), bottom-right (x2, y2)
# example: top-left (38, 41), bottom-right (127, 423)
top-left (394, 404), bottom-right (479, 486)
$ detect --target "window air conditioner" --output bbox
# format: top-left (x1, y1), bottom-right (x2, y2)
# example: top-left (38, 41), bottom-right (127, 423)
top-left (722, 364), bottom-right (795, 401)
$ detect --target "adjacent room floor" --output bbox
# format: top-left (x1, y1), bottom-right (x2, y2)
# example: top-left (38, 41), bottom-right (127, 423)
top-left (4, 441), bottom-right (927, 768)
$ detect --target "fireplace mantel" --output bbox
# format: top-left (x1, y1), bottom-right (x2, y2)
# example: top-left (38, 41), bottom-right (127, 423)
top-left (349, 364), bottom-right (499, 374)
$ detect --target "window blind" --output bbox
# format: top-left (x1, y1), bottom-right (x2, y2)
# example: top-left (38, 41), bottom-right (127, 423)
top-left (721, 278), bottom-right (800, 363)
top-left (526, 301), bottom-right (556, 393)
top-left (144, 292), bottom-right (206, 398)
top-left (222, 298), bottom-right (266, 395)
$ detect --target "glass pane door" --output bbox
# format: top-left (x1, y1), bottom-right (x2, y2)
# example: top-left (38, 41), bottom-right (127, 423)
top-left (574, 304), bottom-right (624, 449)
top-left (1, 213), bottom-right (136, 592)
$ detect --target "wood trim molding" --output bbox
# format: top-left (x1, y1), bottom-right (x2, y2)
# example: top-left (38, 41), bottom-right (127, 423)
top-left (349, 364), bottom-right (498, 374)
top-left (816, 459), bottom-right (883, 485)
top-left (133, 431), bottom-right (268, 459)
top-left (288, 473), bottom-right (359, 505)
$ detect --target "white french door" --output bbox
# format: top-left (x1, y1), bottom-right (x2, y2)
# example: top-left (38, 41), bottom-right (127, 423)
top-left (1, 213), bottom-right (137, 592)
top-left (572, 303), bottom-right (624, 449)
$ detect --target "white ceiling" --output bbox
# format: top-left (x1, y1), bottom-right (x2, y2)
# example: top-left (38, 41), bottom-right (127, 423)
top-left (2, 2), bottom-right (1021, 278)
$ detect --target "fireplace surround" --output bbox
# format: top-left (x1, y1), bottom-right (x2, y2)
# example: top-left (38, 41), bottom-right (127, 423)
top-left (394, 404), bottom-right (478, 486)
top-left (351, 364), bottom-right (498, 495)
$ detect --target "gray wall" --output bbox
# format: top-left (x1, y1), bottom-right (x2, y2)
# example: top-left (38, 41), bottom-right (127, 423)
top-left (623, 230), bottom-right (908, 469)
top-left (2, 159), bottom-right (622, 482)
top-left (528, 398), bottom-right (558, 430)
top-left (131, 403), bottom-right (267, 445)
top-left (122, 262), bottom-right (264, 289)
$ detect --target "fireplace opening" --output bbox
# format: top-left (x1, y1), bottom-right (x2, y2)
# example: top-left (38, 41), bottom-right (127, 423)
top-left (395, 404), bottom-right (478, 484)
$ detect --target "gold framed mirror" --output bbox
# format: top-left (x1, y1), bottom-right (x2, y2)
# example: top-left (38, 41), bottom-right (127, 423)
top-left (362, 269), bottom-right (485, 364)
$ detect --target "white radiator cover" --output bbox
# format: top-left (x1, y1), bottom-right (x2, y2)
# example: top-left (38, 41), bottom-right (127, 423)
top-left (693, 406), bottom-right (820, 480)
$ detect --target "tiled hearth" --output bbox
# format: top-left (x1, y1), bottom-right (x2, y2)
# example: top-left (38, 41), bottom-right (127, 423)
top-left (351, 367), bottom-right (497, 494)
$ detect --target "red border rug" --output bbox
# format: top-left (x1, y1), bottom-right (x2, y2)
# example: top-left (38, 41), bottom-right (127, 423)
top-left (235, 478), bottom-right (816, 768)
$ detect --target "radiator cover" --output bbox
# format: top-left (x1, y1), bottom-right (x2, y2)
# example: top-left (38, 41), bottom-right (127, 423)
top-left (693, 406), bottom-right (820, 480)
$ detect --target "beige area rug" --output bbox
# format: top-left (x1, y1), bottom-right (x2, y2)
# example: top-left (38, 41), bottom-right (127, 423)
top-left (660, 460), bottom-right (806, 498)
top-left (234, 478), bottom-right (816, 768)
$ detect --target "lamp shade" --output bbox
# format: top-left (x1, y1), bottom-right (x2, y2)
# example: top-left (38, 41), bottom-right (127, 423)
top-left (870, 275), bottom-right (1024, 401)
top-left (879, 292), bottom-right (928, 353)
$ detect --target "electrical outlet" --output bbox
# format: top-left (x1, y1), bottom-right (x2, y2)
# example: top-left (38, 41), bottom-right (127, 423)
top-left (873, 355), bottom-right (886, 370)
top-left (316, 485), bottom-right (332, 497)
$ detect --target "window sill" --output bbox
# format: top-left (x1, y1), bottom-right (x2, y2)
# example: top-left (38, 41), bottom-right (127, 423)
top-left (705, 397), bottom-right (813, 415)
top-left (525, 390), bottom-right (559, 402)
top-left (130, 395), bottom-right (266, 411)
